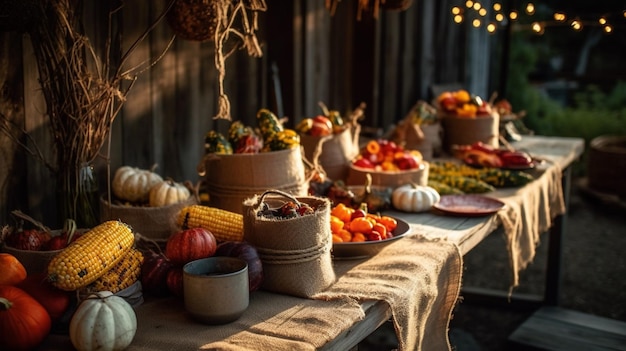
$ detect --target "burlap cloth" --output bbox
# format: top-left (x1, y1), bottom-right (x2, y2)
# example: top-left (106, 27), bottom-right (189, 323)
top-left (493, 163), bottom-right (566, 292)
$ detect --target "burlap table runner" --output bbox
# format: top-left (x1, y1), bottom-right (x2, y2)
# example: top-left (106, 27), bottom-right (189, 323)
top-left (314, 236), bottom-right (463, 351)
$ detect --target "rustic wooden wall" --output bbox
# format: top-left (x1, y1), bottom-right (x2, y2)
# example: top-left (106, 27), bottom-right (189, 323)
top-left (1, 0), bottom-right (483, 227)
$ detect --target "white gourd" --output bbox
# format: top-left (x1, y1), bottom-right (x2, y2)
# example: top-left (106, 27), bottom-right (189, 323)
top-left (112, 166), bottom-right (163, 203)
top-left (149, 180), bottom-right (191, 207)
top-left (391, 184), bottom-right (441, 212)
top-left (69, 291), bottom-right (137, 351)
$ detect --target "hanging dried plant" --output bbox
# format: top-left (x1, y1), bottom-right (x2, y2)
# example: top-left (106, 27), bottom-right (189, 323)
top-left (212, 0), bottom-right (266, 120)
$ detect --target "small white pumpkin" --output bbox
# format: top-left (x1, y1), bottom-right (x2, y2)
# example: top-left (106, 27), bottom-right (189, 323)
top-left (391, 183), bottom-right (441, 212)
top-left (112, 165), bottom-right (163, 203)
top-left (149, 179), bottom-right (191, 207)
top-left (69, 291), bottom-right (137, 351)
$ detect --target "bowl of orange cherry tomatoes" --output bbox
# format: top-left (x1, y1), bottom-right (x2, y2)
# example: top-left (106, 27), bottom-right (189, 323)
top-left (329, 203), bottom-right (410, 259)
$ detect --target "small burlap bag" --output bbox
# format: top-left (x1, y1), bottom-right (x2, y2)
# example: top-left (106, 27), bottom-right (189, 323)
top-left (299, 124), bottom-right (361, 181)
top-left (242, 190), bottom-right (336, 298)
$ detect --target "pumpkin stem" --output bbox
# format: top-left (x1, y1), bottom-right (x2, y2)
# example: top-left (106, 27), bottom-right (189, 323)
top-left (183, 212), bottom-right (191, 230)
top-left (0, 297), bottom-right (12, 310)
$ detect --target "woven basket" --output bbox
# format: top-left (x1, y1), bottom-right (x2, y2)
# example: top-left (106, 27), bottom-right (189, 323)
top-left (100, 195), bottom-right (198, 241)
top-left (346, 162), bottom-right (429, 189)
top-left (587, 135), bottom-right (626, 196)
top-left (441, 114), bottom-right (499, 152)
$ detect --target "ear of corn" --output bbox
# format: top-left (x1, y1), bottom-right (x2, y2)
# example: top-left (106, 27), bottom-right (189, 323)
top-left (47, 220), bottom-right (135, 291)
top-left (178, 205), bottom-right (244, 242)
top-left (80, 248), bottom-right (144, 294)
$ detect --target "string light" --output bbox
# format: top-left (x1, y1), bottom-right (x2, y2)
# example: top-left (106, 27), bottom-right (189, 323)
top-left (448, 2), bottom-right (624, 35)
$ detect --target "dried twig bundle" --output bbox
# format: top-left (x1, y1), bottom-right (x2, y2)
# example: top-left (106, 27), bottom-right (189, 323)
top-left (3, 0), bottom-right (175, 226)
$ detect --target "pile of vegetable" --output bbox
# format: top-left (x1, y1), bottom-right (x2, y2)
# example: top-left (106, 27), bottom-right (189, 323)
top-left (428, 160), bottom-right (535, 194)
top-left (111, 165), bottom-right (193, 207)
top-left (436, 89), bottom-right (494, 118)
top-left (352, 139), bottom-right (424, 171)
top-left (330, 203), bottom-right (398, 243)
top-left (204, 108), bottom-right (299, 154)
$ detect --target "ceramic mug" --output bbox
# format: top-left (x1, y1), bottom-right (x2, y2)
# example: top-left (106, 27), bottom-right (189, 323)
top-left (183, 256), bottom-right (249, 324)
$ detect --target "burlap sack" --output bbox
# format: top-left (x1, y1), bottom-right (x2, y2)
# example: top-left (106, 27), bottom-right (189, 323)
top-left (198, 147), bottom-right (309, 214)
top-left (299, 125), bottom-right (361, 182)
top-left (441, 113), bottom-right (500, 152)
top-left (242, 190), bottom-right (336, 298)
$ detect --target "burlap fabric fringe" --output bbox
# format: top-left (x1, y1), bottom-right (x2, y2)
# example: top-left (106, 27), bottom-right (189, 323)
top-left (243, 190), bottom-right (336, 298)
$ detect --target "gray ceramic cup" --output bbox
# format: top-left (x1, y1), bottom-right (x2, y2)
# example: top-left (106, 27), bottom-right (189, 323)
top-left (183, 256), bottom-right (249, 324)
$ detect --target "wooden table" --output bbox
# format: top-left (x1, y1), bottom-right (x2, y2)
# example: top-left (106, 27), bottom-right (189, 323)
top-left (42, 135), bottom-right (584, 351)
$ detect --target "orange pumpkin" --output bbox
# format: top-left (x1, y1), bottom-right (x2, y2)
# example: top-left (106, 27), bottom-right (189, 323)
top-left (0, 285), bottom-right (52, 350)
top-left (0, 253), bottom-right (27, 286)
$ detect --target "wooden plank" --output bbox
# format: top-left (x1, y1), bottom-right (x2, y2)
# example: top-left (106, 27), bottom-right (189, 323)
top-left (0, 32), bottom-right (26, 224)
top-left (22, 34), bottom-right (57, 225)
top-left (509, 306), bottom-right (626, 351)
top-left (119, 0), bottom-right (154, 169)
top-left (320, 301), bottom-right (392, 351)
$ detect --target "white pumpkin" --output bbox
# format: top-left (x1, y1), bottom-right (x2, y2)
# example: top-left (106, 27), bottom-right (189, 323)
top-left (112, 165), bottom-right (163, 203)
top-left (149, 179), bottom-right (191, 207)
top-left (391, 183), bottom-right (441, 212)
top-left (69, 291), bottom-right (137, 351)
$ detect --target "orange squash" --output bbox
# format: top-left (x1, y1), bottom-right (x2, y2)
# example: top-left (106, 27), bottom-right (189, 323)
top-left (0, 253), bottom-right (27, 286)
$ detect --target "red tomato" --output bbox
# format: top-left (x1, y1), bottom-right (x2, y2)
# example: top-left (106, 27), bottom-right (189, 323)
top-left (0, 285), bottom-right (51, 350)
top-left (353, 157), bottom-right (375, 169)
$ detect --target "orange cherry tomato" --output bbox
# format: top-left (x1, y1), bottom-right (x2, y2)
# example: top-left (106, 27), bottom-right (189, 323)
top-left (331, 203), bottom-right (353, 223)
top-left (351, 232), bottom-right (366, 242)
top-left (350, 217), bottom-right (373, 235)
top-left (373, 223), bottom-right (387, 239)
top-left (330, 215), bottom-right (344, 234)
top-left (365, 140), bottom-right (381, 155)
top-left (332, 234), bottom-right (344, 243)
top-left (378, 215), bottom-right (398, 233)
top-left (337, 229), bottom-right (352, 243)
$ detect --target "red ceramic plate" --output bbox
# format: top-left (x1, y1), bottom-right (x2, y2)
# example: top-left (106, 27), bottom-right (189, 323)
top-left (433, 195), bottom-right (506, 217)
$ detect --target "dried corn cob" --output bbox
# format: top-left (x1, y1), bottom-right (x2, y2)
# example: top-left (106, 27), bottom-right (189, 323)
top-left (80, 248), bottom-right (144, 294)
top-left (48, 220), bottom-right (134, 291)
top-left (178, 205), bottom-right (244, 242)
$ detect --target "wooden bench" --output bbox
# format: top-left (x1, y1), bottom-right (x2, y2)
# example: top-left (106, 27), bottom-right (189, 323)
top-left (508, 306), bottom-right (626, 350)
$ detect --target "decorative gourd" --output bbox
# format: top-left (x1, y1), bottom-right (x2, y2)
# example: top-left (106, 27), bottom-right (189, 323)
top-left (391, 183), bottom-right (441, 213)
top-left (112, 165), bottom-right (163, 203)
top-left (0, 253), bottom-right (27, 285)
top-left (69, 291), bottom-right (137, 351)
top-left (215, 241), bottom-right (264, 292)
top-left (165, 227), bottom-right (217, 266)
top-left (0, 285), bottom-right (51, 351)
top-left (149, 179), bottom-right (191, 207)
